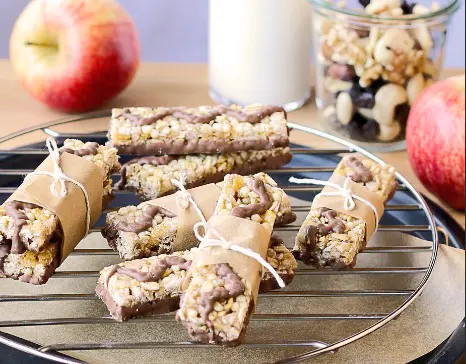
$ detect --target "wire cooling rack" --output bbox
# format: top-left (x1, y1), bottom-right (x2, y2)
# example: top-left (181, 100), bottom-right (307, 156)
top-left (0, 112), bottom-right (438, 363)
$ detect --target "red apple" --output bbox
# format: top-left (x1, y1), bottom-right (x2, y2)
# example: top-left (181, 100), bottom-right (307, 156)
top-left (9, 0), bottom-right (140, 112)
top-left (406, 75), bottom-right (465, 210)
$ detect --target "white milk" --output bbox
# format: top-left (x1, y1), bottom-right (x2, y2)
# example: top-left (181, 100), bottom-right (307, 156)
top-left (209, 0), bottom-right (312, 111)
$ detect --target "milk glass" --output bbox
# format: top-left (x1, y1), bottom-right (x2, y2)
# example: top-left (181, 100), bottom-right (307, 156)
top-left (209, 0), bottom-right (312, 111)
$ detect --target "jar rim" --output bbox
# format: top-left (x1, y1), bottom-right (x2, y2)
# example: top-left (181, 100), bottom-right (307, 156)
top-left (309, 0), bottom-right (461, 22)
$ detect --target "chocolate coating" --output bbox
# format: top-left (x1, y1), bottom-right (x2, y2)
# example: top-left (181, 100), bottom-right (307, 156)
top-left (112, 136), bottom-right (290, 156)
top-left (115, 205), bottom-right (176, 234)
top-left (106, 256), bottom-right (191, 287)
top-left (345, 156), bottom-right (373, 183)
top-left (61, 142), bottom-right (99, 157)
top-left (96, 281), bottom-right (181, 322)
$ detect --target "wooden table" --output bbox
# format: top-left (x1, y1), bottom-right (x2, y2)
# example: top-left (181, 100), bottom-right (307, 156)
top-left (0, 60), bottom-right (463, 228)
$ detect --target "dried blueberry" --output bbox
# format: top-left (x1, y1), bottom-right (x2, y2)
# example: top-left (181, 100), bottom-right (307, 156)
top-left (401, 0), bottom-right (417, 14)
top-left (346, 114), bottom-right (380, 142)
top-left (349, 83), bottom-right (376, 109)
top-left (395, 103), bottom-right (411, 125)
top-left (359, 0), bottom-right (371, 7)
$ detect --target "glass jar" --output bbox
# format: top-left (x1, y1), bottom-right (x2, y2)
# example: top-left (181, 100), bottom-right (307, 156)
top-left (209, 0), bottom-right (312, 111)
top-left (310, 0), bottom-right (460, 151)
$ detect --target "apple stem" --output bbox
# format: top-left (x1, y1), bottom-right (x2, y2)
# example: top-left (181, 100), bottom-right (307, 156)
top-left (24, 42), bottom-right (58, 50)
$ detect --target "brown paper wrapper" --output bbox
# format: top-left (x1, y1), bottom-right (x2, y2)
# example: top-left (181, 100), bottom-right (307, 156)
top-left (184, 215), bottom-right (271, 305)
top-left (312, 174), bottom-right (384, 241)
top-left (139, 184), bottom-right (221, 252)
top-left (6, 153), bottom-right (103, 262)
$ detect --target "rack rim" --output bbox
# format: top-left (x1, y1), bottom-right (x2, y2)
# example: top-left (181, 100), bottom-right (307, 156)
top-left (0, 111), bottom-right (438, 363)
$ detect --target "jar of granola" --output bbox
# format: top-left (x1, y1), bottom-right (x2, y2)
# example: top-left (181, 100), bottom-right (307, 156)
top-left (311, 0), bottom-right (460, 151)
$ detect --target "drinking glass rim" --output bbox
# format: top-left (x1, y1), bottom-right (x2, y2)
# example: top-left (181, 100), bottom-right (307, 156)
top-left (309, 0), bottom-right (461, 22)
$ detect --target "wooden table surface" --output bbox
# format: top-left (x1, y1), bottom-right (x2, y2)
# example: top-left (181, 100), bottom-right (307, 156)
top-left (0, 59), bottom-right (464, 228)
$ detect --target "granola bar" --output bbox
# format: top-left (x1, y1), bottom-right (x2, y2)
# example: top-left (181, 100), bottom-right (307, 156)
top-left (293, 208), bottom-right (367, 269)
top-left (96, 251), bottom-right (193, 321)
top-left (108, 104), bottom-right (289, 155)
top-left (103, 173), bottom-right (296, 260)
top-left (292, 155), bottom-right (392, 269)
top-left (117, 147), bottom-right (292, 201)
top-left (176, 174), bottom-right (282, 345)
top-left (260, 236), bottom-right (297, 293)
top-left (334, 155), bottom-right (397, 203)
top-left (96, 237), bottom-right (296, 322)
top-left (0, 140), bottom-right (121, 284)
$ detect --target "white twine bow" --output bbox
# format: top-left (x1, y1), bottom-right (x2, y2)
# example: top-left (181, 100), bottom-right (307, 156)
top-left (25, 138), bottom-right (92, 236)
top-left (289, 176), bottom-right (379, 231)
top-left (171, 176), bottom-right (285, 288)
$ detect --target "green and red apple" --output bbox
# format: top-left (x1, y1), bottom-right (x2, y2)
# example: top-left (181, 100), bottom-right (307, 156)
top-left (10, 0), bottom-right (140, 112)
top-left (406, 75), bottom-right (465, 210)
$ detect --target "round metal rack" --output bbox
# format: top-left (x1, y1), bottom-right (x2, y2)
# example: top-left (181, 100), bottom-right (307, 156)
top-left (0, 112), bottom-right (438, 363)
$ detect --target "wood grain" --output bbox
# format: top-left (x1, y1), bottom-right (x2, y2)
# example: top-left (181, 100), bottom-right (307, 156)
top-left (0, 59), bottom-right (463, 227)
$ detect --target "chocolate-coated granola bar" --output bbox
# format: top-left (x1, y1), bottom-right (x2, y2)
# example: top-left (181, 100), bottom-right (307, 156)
top-left (292, 155), bottom-right (394, 269)
top-left (108, 104), bottom-right (289, 155)
top-left (103, 173), bottom-right (296, 260)
top-left (117, 147), bottom-right (292, 201)
top-left (176, 174), bottom-right (282, 346)
top-left (334, 155), bottom-right (397, 203)
top-left (96, 237), bottom-right (296, 322)
top-left (0, 140), bottom-right (120, 284)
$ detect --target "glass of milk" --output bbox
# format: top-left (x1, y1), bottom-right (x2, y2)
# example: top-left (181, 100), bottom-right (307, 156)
top-left (209, 0), bottom-right (312, 111)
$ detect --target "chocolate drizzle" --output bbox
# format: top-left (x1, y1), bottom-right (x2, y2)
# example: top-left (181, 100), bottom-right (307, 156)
top-left (115, 205), bottom-right (176, 233)
top-left (61, 142), bottom-right (99, 157)
top-left (119, 105), bottom-right (285, 126)
top-left (198, 264), bottom-right (245, 331)
top-left (5, 201), bottom-right (40, 254)
top-left (107, 256), bottom-right (191, 287)
top-left (345, 156), bottom-right (373, 183)
top-left (117, 155), bottom-right (175, 190)
top-left (304, 208), bottom-right (346, 250)
top-left (231, 178), bottom-right (272, 218)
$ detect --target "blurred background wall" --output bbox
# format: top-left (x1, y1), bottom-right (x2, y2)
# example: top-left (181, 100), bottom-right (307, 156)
top-left (0, 0), bottom-right (464, 67)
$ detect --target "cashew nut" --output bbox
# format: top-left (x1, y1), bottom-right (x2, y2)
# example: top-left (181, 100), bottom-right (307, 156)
top-left (378, 121), bottom-right (402, 142)
top-left (407, 73), bottom-right (425, 105)
top-left (373, 83), bottom-right (408, 126)
top-left (374, 29), bottom-right (415, 67)
top-left (336, 92), bottom-right (354, 125)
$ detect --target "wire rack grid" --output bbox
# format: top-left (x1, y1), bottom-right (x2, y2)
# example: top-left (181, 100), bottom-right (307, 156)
top-left (0, 112), bottom-right (438, 364)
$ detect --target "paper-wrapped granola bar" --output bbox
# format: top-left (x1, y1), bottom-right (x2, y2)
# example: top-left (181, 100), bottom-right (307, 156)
top-left (117, 147), bottom-right (292, 201)
top-left (334, 155), bottom-right (397, 203)
top-left (0, 139), bottom-right (120, 284)
top-left (176, 173), bottom-right (283, 346)
top-left (108, 104), bottom-right (289, 155)
top-left (103, 173), bottom-right (296, 260)
top-left (292, 154), bottom-right (388, 269)
top-left (96, 236), bottom-right (296, 322)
